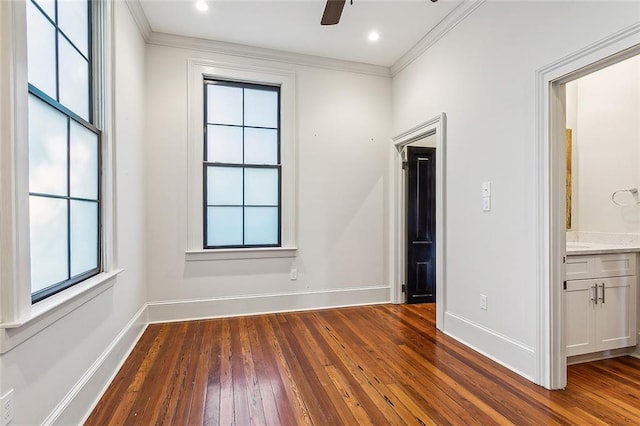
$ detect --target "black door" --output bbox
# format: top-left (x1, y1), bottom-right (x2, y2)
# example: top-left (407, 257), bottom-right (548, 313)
top-left (406, 147), bottom-right (436, 304)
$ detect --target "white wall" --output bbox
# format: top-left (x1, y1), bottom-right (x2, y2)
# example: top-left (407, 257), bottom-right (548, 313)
top-left (392, 1), bottom-right (640, 378)
top-left (145, 44), bottom-right (392, 316)
top-left (568, 56), bottom-right (640, 235)
top-left (0, 3), bottom-right (147, 424)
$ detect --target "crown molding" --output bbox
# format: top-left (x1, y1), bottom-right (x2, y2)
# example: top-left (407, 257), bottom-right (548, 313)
top-left (124, 0), bottom-right (152, 41)
top-left (146, 32), bottom-right (391, 78)
top-left (391, 0), bottom-right (485, 76)
top-left (124, 0), bottom-right (483, 78)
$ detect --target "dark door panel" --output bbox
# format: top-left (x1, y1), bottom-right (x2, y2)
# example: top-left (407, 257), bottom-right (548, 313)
top-left (406, 147), bottom-right (436, 304)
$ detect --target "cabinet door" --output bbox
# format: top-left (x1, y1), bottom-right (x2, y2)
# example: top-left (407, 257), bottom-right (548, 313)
top-left (595, 276), bottom-right (637, 352)
top-left (565, 279), bottom-right (597, 356)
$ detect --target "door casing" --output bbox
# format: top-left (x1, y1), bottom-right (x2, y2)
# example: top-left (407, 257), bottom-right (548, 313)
top-left (392, 113), bottom-right (446, 330)
top-left (535, 23), bottom-right (640, 389)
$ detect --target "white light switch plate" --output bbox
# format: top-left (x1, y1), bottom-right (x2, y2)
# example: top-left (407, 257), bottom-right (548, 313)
top-left (482, 196), bottom-right (491, 212)
top-left (482, 181), bottom-right (491, 197)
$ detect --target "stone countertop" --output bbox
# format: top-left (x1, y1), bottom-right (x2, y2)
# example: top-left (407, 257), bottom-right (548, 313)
top-left (567, 242), bottom-right (640, 255)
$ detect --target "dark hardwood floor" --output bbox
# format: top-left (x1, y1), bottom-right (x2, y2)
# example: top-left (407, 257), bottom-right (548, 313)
top-left (86, 304), bottom-right (640, 425)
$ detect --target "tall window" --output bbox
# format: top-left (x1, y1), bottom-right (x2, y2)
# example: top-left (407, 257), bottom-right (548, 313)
top-left (27, 0), bottom-right (100, 302)
top-left (203, 80), bottom-right (281, 248)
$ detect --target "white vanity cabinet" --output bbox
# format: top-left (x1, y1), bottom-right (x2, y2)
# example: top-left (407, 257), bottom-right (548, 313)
top-left (565, 253), bottom-right (637, 357)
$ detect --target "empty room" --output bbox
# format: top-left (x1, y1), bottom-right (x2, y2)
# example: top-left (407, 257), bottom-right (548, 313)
top-left (1, 0), bottom-right (640, 424)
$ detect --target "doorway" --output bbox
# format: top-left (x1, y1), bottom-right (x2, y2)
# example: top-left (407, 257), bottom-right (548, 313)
top-left (392, 113), bottom-right (446, 329)
top-left (558, 52), bottom-right (640, 381)
top-left (535, 24), bottom-right (640, 389)
top-left (406, 146), bottom-right (436, 304)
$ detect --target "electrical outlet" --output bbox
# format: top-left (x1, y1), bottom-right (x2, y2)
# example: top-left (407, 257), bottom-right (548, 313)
top-left (480, 294), bottom-right (488, 310)
top-left (290, 268), bottom-right (297, 280)
top-left (1, 389), bottom-right (14, 426)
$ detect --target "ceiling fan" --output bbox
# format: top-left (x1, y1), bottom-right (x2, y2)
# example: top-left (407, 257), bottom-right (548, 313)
top-left (321, 0), bottom-right (439, 26)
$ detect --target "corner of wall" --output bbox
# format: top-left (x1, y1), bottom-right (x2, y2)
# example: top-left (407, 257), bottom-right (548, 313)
top-left (44, 304), bottom-right (149, 425)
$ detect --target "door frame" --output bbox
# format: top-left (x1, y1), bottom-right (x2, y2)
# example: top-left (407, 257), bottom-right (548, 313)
top-left (535, 23), bottom-right (640, 389)
top-left (391, 113), bottom-right (446, 330)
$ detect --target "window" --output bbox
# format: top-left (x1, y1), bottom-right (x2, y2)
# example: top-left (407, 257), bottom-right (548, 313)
top-left (26, 0), bottom-right (100, 302)
top-left (203, 80), bottom-right (281, 248)
top-left (186, 60), bottom-right (296, 260)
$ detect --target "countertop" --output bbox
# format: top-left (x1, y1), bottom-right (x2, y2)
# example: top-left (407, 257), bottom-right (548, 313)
top-left (566, 242), bottom-right (640, 255)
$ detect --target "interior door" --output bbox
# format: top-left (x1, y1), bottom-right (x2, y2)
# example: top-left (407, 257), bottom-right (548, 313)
top-left (406, 146), bottom-right (436, 304)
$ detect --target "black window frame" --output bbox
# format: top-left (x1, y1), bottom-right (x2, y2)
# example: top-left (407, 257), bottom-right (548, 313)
top-left (202, 79), bottom-right (282, 249)
top-left (28, 0), bottom-right (101, 303)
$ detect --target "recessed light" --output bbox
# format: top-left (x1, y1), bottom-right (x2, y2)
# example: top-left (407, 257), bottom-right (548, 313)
top-left (368, 31), bottom-right (380, 42)
top-left (195, 1), bottom-right (209, 12)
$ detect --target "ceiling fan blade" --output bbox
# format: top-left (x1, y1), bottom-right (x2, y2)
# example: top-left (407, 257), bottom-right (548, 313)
top-left (321, 0), bottom-right (346, 26)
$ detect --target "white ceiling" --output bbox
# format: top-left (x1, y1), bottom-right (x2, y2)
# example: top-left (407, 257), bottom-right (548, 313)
top-left (138, 0), bottom-right (464, 67)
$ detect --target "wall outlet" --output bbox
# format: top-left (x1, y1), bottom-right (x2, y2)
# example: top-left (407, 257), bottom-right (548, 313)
top-left (480, 294), bottom-right (488, 310)
top-left (290, 268), bottom-right (297, 280)
top-left (1, 389), bottom-right (14, 426)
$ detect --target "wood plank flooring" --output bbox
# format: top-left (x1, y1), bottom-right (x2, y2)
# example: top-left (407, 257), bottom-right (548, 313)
top-left (86, 304), bottom-right (640, 425)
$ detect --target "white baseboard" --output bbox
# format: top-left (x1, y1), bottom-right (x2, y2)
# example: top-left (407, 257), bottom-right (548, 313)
top-left (443, 311), bottom-right (535, 381)
top-left (42, 304), bottom-right (148, 425)
top-left (147, 286), bottom-right (391, 323)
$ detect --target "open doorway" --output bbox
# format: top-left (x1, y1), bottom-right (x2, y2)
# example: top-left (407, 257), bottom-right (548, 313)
top-left (392, 114), bottom-right (446, 329)
top-left (563, 55), bottom-right (640, 367)
top-left (538, 29), bottom-right (640, 389)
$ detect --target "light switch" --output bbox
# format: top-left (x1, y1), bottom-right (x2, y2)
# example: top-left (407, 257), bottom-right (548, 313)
top-left (482, 196), bottom-right (491, 212)
top-left (482, 181), bottom-right (491, 197)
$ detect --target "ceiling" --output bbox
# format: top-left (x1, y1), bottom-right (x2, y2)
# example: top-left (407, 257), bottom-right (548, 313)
top-left (137, 0), bottom-right (465, 67)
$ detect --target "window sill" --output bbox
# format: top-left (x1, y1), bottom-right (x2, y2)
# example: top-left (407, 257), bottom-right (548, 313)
top-left (185, 247), bottom-right (298, 261)
top-left (0, 269), bottom-right (123, 353)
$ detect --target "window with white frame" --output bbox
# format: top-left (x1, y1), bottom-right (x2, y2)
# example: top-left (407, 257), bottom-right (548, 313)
top-left (203, 80), bottom-right (281, 248)
top-left (26, 0), bottom-right (100, 302)
top-left (186, 60), bottom-right (296, 260)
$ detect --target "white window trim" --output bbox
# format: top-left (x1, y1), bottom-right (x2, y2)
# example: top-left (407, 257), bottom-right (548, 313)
top-left (0, 0), bottom-right (121, 353)
top-left (186, 59), bottom-right (297, 261)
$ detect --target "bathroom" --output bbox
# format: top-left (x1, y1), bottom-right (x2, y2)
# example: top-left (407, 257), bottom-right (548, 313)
top-left (564, 54), bottom-right (640, 363)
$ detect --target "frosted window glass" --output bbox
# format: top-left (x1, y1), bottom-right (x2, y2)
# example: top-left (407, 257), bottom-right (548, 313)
top-left (244, 128), bottom-right (278, 165)
top-left (207, 167), bottom-right (243, 205)
top-left (244, 89), bottom-right (278, 128)
top-left (245, 168), bottom-right (278, 206)
top-left (58, 0), bottom-right (89, 57)
top-left (30, 196), bottom-right (69, 293)
top-left (29, 95), bottom-right (68, 196)
top-left (207, 207), bottom-right (243, 246)
top-left (33, 0), bottom-right (55, 20)
top-left (69, 121), bottom-right (98, 199)
top-left (27, 1), bottom-right (57, 97)
top-left (207, 85), bottom-right (242, 126)
top-left (70, 200), bottom-right (98, 276)
top-left (59, 36), bottom-right (89, 120)
top-left (207, 125), bottom-right (243, 163)
top-left (244, 207), bottom-right (278, 245)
